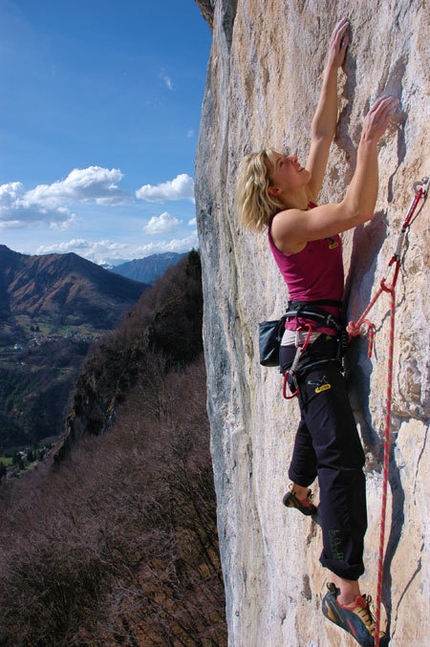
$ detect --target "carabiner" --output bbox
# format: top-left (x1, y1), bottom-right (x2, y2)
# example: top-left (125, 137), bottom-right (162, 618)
top-left (413, 176), bottom-right (429, 197)
top-left (282, 325), bottom-right (313, 400)
top-left (283, 370), bottom-right (299, 399)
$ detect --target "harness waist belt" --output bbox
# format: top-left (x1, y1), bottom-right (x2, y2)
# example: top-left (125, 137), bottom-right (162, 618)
top-left (285, 299), bottom-right (343, 333)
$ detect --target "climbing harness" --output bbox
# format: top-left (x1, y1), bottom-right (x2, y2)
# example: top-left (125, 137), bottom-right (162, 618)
top-left (347, 176), bottom-right (429, 647)
top-left (282, 299), bottom-right (343, 399)
top-left (285, 299), bottom-right (343, 335)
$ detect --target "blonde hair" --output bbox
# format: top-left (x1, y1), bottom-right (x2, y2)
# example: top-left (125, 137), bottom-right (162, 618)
top-left (235, 148), bottom-right (284, 231)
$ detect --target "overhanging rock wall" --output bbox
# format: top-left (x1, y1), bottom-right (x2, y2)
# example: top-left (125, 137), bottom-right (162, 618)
top-left (195, 1), bottom-right (430, 645)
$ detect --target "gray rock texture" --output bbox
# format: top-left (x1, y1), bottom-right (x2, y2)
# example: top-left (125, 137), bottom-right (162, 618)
top-left (195, 1), bottom-right (430, 645)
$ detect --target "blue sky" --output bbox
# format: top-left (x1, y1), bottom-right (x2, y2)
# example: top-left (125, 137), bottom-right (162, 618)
top-left (0, 0), bottom-right (212, 265)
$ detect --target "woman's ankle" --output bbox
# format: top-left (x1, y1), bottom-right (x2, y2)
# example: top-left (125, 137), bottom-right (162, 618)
top-left (329, 574), bottom-right (361, 606)
top-left (291, 483), bottom-right (309, 500)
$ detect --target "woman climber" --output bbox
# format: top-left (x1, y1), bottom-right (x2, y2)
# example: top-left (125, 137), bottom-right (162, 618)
top-left (235, 17), bottom-right (398, 647)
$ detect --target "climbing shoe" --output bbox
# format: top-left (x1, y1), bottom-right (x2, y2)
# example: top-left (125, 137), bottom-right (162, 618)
top-left (282, 487), bottom-right (317, 516)
top-left (322, 582), bottom-right (388, 646)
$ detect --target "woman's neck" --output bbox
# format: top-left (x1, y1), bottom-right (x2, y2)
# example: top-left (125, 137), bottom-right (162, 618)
top-left (280, 186), bottom-right (311, 211)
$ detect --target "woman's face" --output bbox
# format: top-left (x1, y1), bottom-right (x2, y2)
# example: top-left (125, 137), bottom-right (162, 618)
top-left (267, 152), bottom-right (310, 193)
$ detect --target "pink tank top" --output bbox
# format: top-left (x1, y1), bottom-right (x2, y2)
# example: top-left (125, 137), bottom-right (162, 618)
top-left (268, 208), bottom-right (344, 334)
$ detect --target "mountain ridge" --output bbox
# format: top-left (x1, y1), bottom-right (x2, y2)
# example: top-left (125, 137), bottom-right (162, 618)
top-left (111, 251), bottom-right (188, 284)
top-left (0, 245), bottom-right (149, 449)
top-left (0, 245), bottom-right (149, 341)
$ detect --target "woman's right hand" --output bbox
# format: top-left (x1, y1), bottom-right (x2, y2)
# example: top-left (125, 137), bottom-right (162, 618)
top-left (326, 18), bottom-right (350, 71)
top-left (361, 95), bottom-right (399, 144)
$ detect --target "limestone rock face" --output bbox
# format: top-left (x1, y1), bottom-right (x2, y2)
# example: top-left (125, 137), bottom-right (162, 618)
top-left (195, 1), bottom-right (430, 645)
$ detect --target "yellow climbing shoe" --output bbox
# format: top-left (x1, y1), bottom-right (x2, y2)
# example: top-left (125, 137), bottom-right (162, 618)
top-left (322, 583), bottom-right (388, 646)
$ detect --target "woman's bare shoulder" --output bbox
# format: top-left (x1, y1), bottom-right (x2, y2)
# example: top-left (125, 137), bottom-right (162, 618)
top-left (271, 209), bottom-right (308, 254)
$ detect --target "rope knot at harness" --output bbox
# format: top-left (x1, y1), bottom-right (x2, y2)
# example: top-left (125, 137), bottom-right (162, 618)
top-left (346, 175), bottom-right (429, 647)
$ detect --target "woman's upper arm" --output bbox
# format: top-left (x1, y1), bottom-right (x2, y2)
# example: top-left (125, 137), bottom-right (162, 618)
top-left (271, 202), bottom-right (361, 254)
top-left (305, 136), bottom-right (332, 199)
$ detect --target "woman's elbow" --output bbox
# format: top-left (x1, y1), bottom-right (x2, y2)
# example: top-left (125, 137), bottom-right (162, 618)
top-left (339, 200), bottom-right (374, 227)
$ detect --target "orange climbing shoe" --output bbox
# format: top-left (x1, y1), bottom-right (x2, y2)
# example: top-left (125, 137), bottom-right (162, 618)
top-left (322, 583), bottom-right (388, 646)
top-left (282, 487), bottom-right (317, 516)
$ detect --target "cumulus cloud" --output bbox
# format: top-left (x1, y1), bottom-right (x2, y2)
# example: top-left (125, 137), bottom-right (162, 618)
top-left (144, 211), bottom-right (181, 235)
top-left (34, 233), bottom-right (199, 265)
top-left (135, 173), bottom-right (194, 203)
top-left (26, 166), bottom-right (128, 206)
top-left (0, 181), bottom-right (72, 228)
top-left (133, 233), bottom-right (199, 257)
top-left (36, 239), bottom-right (92, 254)
top-left (36, 238), bottom-right (130, 264)
top-left (49, 213), bottom-right (80, 230)
top-left (0, 167), bottom-right (129, 229)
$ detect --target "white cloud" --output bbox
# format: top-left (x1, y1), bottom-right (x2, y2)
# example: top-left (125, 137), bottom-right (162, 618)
top-left (0, 167), bottom-right (130, 229)
top-left (0, 181), bottom-right (25, 207)
top-left (135, 173), bottom-right (195, 203)
top-left (27, 166), bottom-right (128, 206)
top-left (49, 213), bottom-right (80, 230)
top-left (36, 238), bottom-right (130, 264)
top-left (132, 233), bottom-right (199, 257)
top-left (160, 69), bottom-right (174, 91)
top-left (0, 180), bottom-right (76, 228)
top-left (34, 233), bottom-right (199, 265)
top-left (163, 75), bottom-right (174, 90)
top-left (188, 217), bottom-right (197, 226)
top-left (144, 211), bottom-right (181, 235)
top-left (37, 239), bottom-right (93, 254)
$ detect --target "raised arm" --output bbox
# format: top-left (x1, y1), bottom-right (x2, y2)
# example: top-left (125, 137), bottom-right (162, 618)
top-left (306, 18), bottom-right (350, 199)
top-left (272, 95), bottom-right (399, 254)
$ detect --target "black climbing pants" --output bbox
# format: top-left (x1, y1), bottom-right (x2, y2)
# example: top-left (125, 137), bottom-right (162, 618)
top-left (280, 335), bottom-right (367, 581)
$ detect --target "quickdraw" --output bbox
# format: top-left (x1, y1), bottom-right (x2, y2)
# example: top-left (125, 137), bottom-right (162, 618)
top-left (282, 325), bottom-right (314, 399)
top-left (347, 175), bottom-right (429, 647)
top-left (347, 176), bottom-right (430, 352)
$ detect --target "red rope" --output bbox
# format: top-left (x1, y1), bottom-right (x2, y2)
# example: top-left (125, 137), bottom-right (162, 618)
top-left (374, 280), bottom-right (395, 646)
top-left (346, 177), bottom-right (428, 646)
top-left (348, 271), bottom-right (398, 647)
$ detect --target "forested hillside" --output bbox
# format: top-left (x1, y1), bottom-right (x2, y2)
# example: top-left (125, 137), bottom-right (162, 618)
top-left (0, 244), bottom-right (149, 453)
top-left (0, 251), bottom-right (227, 646)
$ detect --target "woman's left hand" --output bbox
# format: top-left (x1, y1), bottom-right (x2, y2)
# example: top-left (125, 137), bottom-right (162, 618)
top-left (326, 18), bottom-right (350, 70)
